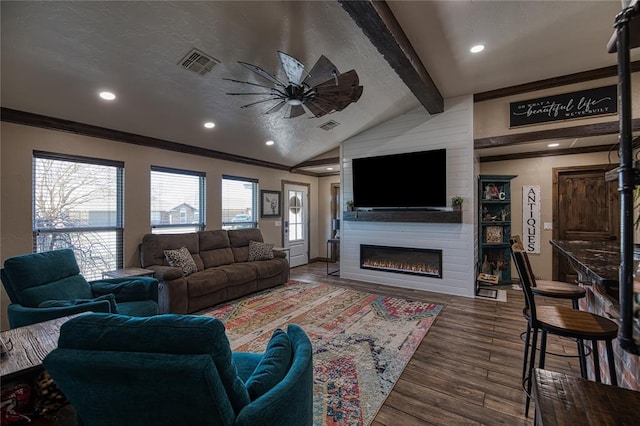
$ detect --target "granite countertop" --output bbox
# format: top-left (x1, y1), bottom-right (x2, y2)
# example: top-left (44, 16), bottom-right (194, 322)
top-left (549, 240), bottom-right (620, 286)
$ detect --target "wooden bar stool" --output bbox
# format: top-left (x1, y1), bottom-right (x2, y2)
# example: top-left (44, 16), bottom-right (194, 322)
top-left (510, 236), bottom-right (586, 309)
top-left (509, 236), bottom-right (588, 379)
top-left (511, 245), bottom-right (618, 418)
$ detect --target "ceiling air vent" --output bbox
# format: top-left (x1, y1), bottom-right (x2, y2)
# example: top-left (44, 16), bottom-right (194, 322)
top-left (178, 48), bottom-right (220, 76)
top-left (319, 120), bottom-right (340, 131)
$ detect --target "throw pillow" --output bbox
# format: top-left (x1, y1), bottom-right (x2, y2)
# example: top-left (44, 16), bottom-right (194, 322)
top-left (245, 328), bottom-right (292, 400)
top-left (248, 240), bottom-right (274, 261)
top-left (164, 247), bottom-right (197, 276)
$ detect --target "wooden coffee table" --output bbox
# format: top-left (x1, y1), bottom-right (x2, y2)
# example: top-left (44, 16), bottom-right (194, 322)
top-left (0, 314), bottom-right (83, 381)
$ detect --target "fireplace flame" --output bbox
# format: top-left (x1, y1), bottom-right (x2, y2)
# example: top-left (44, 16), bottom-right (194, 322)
top-left (362, 259), bottom-right (439, 275)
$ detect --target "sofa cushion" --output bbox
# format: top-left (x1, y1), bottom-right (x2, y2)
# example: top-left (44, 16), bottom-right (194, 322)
top-left (140, 233), bottom-right (201, 270)
top-left (199, 230), bottom-right (235, 268)
top-left (248, 241), bottom-right (274, 261)
top-left (186, 269), bottom-right (229, 298)
top-left (251, 259), bottom-right (286, 279)
top-left (38, 293), bottom-right (118, 313)
top-left (57, 313), bottom-right (251, 414)
top-left (164, 247), bottom-right (198, 276)
top-left (245, 329), bottom-right (292, 400)
top-left (228, 229), bottom-right (264, 263)
top-left (217, 263), bottom-right (257, 285)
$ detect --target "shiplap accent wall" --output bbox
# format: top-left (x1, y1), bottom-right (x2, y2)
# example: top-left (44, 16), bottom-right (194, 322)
top-left (340, 96), bottom-right (476, 297)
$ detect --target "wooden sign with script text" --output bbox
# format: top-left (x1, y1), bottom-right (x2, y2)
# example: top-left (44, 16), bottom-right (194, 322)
top-left (509, 85), bottom-right (617, 128)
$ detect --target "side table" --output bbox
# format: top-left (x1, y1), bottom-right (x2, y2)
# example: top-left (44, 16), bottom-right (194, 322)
top-left (102, 267), bottom-right (154, 279)
top-left (1, 314), bottom-right (84, 380)
top-left (326, 238), bottom-right (340, 276)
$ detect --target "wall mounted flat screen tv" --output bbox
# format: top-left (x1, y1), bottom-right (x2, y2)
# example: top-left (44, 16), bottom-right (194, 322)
top-left (352, 149), bottom-right (447, 209)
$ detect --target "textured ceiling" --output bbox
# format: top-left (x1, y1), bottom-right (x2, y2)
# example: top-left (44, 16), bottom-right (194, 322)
top-left (1, 1), bottom-right (636, 171)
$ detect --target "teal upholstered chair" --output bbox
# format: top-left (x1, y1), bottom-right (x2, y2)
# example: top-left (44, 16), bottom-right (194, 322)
top-left (43, 314), bottom-right (313, 426)
top-left (1, 249), bottom-right (159, 328)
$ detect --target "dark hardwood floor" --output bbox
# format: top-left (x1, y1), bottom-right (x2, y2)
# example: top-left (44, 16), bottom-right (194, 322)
top-left (291, 261), bottom-right (581, 425)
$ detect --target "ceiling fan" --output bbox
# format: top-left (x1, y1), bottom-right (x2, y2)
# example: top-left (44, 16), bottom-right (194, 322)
top-left (224, 51), bottom-right (363, 119)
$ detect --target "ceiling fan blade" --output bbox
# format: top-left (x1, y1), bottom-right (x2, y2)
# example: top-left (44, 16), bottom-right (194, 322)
top-left (303, 100), bottom-right (331, 118)
top-left (264, 100), bottom-right (287, 114)
top-left (315, 70), bottom-right (360, 94)
top-left (240, 98), bottom-right (283, 108)
top-left (238, 61), bottom-right (286, 87)
top-left (314, 89), bottom-right (362, 112)
top-left (278, 51), bottom-right (305, 85)
top-left (302, 55), bottom-right (339, 88)
top-left (288, 104), bottom-right (306, 118)
top-left (222, 77), bottom-right (282, 91)
top-left (226, 91), bottom-right (282, 96)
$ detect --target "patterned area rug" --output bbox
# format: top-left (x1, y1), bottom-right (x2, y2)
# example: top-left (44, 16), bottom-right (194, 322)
top-left (197, 280), bottom-right (443, 425)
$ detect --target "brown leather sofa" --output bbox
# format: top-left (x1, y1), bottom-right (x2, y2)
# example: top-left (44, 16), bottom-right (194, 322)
top-left (140, 228), bottom-right (289, 314)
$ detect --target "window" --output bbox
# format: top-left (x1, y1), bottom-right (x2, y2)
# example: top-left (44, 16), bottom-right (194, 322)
top-left (33, 151), bottom-right (124, 280)
top-left (222, 175), bottom-right (258, 230)
top-left (150, 166), bottom-right (205, 234)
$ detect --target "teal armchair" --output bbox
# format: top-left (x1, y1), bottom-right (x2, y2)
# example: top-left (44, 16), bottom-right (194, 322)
top-left (1, 249), bottom-right (159, 328)
top-left (43, 313), bottom-right (313, 426)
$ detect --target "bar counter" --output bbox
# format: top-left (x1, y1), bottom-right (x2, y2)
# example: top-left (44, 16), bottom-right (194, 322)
top-left (549, 240), bottom-right (619, 287)
top-left (550, 240), bottom-right (640, 390)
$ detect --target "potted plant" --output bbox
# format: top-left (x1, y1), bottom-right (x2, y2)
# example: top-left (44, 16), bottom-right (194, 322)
top-left (451, 195), bottom-right (463, 211)
top-left (346, 200), bottom-right (355, 212)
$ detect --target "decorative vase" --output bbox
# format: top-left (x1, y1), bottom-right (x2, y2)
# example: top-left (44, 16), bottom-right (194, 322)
top-left (481, 256), bottom-right (491, 274)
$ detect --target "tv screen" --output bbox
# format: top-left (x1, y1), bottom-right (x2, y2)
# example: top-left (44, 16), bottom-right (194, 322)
top-left (352, 149), bottom-right (447, 209)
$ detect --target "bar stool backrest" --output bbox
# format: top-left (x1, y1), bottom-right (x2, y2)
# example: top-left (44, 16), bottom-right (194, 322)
top-left (511, 244), bottom-right (539, 325)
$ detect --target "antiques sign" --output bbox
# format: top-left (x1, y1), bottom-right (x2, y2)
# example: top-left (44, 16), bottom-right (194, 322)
top-left (522, 186), bottom-right (540, 254)
top-left (510, 85), bottom-right (617, 127)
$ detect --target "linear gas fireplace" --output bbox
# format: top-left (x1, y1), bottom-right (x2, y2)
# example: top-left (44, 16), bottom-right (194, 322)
top-left (360, 244), bottom-right (442, 278)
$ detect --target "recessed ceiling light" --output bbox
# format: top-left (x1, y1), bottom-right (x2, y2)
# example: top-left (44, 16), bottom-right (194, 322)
top-left (327, 167), bottom-right (334, 171)
top-left (470, 44), bottom-right (485, 53)
top-left (99, 91), bottom-right (116, 101)
top-left (265, 140), bottom-right (275, 146)
top-left (548, 143), bottom-right (560, 147)
top-left (204, 122), bottom-right (215, 129)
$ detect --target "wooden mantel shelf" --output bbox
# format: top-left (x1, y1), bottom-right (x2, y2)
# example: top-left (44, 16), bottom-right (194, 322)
top-left (343, 210), bottom-right (462, 223)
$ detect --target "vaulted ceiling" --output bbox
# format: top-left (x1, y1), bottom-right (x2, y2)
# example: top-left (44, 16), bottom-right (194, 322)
top-left (2, 1), bottom-right (637, 174)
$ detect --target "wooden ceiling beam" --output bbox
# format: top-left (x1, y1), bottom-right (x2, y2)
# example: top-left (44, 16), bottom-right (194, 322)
top-left (338, 0), bottom-right (443, 114)
top-left (475, 119), bottom-right (640, 149)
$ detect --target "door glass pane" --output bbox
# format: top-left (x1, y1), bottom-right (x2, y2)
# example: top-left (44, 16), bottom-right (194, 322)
top-left (288, 190), bottom-right (303, 241)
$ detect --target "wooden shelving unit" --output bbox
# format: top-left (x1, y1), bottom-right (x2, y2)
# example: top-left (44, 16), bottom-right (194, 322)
top-left (478, 175), bottom-right (517, 289)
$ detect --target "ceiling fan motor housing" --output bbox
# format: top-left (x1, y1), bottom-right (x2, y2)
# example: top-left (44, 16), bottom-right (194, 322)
top-left (226, 52), bottom-right (363, 118)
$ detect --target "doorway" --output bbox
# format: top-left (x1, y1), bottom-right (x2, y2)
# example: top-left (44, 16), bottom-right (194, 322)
top-left (552, 164), bottom-right (619, 283)
top-left (283, 182), bottom-right (310, 267)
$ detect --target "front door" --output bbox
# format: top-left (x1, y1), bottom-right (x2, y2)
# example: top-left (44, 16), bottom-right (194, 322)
top-left (553, 164), bottom-right (619, 283)
top-left (283, 183), bottom-right (309, 267)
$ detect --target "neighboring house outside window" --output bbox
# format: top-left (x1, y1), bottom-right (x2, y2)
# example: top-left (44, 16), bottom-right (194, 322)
top-left (33, 151), bottom-right (124, 280)
top-left (150, 166), bottom-right (205, 234)
top-left (222, 175), bottom-right (258, 230)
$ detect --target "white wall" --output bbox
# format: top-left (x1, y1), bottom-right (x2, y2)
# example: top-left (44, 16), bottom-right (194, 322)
top-left (340, 96), bottom-right (476, 297)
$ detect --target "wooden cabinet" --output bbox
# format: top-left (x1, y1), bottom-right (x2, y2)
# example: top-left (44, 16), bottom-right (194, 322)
top-left (478, 175), bottom-right (517, 289)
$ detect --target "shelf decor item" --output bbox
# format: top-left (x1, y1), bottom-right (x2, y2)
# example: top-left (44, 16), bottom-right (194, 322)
top-left (451, 195), bottom-right (463, 211)
top-left (485, 226), bottom-right (503, 243)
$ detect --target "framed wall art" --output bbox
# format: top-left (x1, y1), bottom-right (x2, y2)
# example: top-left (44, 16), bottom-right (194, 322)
top-left (261, 190), bottom-right (281, 218)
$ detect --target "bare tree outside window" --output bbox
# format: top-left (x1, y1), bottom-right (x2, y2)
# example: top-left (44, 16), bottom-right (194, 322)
top-left (33, 154), bottom-right (124, 280)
